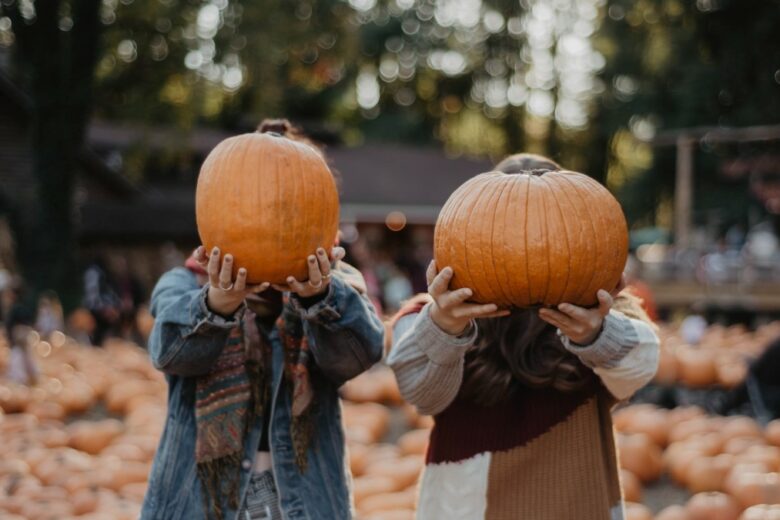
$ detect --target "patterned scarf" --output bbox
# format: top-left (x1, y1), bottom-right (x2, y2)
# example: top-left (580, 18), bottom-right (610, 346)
top-left (193, 296), bottom-right (315, 520)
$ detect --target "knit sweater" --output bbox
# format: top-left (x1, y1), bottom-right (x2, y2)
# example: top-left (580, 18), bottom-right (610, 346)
top-left (387, 304), bottom-right (660, 520)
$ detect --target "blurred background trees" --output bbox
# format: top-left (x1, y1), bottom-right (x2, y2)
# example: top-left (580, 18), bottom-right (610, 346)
top-left (0, 0), bottom-right (779, 305)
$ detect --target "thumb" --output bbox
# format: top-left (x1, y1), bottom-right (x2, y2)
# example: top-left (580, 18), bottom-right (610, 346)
top-left (597, 290), bottom-right (613, 317)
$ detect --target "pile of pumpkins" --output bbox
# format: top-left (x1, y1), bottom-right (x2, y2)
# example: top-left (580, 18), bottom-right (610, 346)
top-left (3, 320), bottom-right (780, 520)
top-left (654, 322), bottom-right (780, 389)
top-left (0, 332), bottom-right (166, 520)
top-left (615, 403), bottom-right (780, 520)
top-left (340, 369), bottom-right (431, 520)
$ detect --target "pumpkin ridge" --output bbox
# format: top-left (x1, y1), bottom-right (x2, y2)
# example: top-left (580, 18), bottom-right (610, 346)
top-left (539, 173), bottom-right (571, 306)
top-left (436, 177), bottom-right (479, 292)
top-left (477, 176), bottom-right (507, 303)
top-left (433, 183), bottom-right (456, 284)
top-left (291, 138), bottom-right (306, 278)
top-left (238, 136), bottom-right (254, 276)
top-left (463, 177), bottom-right (497, 302)
top-left (577, 175), bottom-right (620, 301)
top-left (539, 175), bottom-right (571, 301)
top-left (522, 176), bottom-right (532, 306)
top-left (539, 176), bottom-right (553, 305)
top-left (489, 176), bottom-right (515, 307)
top-left (556, 172), bottom-right (600, 306)
top-left (544, 174), bottom-right (577, 304)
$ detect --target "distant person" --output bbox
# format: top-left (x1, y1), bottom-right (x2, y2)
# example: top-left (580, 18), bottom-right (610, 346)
top-left (109, 256), bottom-right (145, 339)
top-left (4, 294), bottom-right (38, 386)
top-left (720, 335), bottom-right (780, 421)
top-left (82, 257), bottom-right (120, 345)
top-left (35, 290), bottom-right (65, 338)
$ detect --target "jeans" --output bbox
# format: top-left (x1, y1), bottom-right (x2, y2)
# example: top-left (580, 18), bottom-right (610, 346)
top-left (239, 471), bottom-right (283, 520)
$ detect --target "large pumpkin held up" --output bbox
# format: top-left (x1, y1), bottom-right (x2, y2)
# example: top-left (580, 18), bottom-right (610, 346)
top-left (196, 132), bottom-right (340, 284)
top-left (434, 169), bottom-right (628, 308)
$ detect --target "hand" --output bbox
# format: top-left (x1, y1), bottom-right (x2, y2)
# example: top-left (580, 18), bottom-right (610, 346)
top-left (426, 261), bottom-right (510, 336)
top-left (538, 289), bottom-right (614, 345)
top-left (271, 247), bottom-right (346, 298)
top-left (194, 246), bottom-right (270, 317)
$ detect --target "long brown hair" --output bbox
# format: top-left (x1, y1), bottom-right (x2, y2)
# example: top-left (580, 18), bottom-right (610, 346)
top-left (459, 153), bottom-right (650, 406)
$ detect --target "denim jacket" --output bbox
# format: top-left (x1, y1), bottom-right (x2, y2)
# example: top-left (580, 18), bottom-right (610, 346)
top-left (140, 264), bottom-right (385, 520)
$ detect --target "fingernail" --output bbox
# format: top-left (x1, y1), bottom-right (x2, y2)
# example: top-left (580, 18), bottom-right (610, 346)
top-left (212, 248), bottom-right (219, 255)
top-left (309, 257), bottom-right (316, 263)
top-left (287, 277), bottom-right (294, 283)
top-left (239, 268), bottom-right (246, 275)
top-left (224, 255), bottom-right (232, 262)
top-left (317, 248), bottom-right (325, 255)
top-left (464, 289), bottom-right (472, 296)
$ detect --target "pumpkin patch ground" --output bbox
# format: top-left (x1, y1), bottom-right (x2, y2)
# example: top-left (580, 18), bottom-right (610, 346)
top-left (2, 320), bottom-right (780, 519)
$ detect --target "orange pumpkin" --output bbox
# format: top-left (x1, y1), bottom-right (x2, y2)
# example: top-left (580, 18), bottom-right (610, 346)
top-left (740, 505), bottom-right (780, 520)
top-left (397, 428), bottom-right (430, 456)
top-left (675, 346), bottom-right (717, 387)
top-left (352, 475), bottom-right (398, 504)
top-left (618, 433), bottom-right (664, 483)
top-left (364, 510), bottom-right (415, 520)
top-left (433, 170), bottom-right (627, 308)
top-left (364, 455), bottom-right (423, 491)
top-left (624, 502), bottom-right (653, 520)
top-left (729, 472), bottom-right (780, 509)
top-left (68, 419), bottom-right (124, 455)
top-left (685, 454), bottom-right (735, 493)
top-left (196, 132), bottom-right (339, 284)
top-left (686, 492), bottom-right (740, 520)
top-left (723, 417), bottom-right (764, 441)
top-left (620, 468), bottom-right (642, 502)
top-left (656, 505), bottom-right (690, 520)
top-left (358, 489), bottom-right (416, 515)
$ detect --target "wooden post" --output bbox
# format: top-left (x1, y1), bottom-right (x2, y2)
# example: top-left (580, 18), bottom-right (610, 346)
top-left (674, 137), bottom-right (694, 249)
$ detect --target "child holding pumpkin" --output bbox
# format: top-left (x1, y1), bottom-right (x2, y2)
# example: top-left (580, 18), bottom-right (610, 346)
top-left (141, 120), bottom-right (385, 520)
top-left (387, 154), bottom-right (660, 520)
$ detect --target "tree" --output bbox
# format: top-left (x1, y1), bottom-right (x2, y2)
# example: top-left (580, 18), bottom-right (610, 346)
top-left (2, 0), bottom-right (103, 309)
top-left (595, 0), bottom-right (780, 228)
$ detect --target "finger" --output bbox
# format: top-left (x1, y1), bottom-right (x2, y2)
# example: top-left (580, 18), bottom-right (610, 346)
top-left (249, 282), bottom-right (270, 293)
top-left (271, 284), bottom-right (290, 292)
top-left (451, 303), bottom-right (498, 319)
top-left (330, 246), bottom-right (346, 262)
top-left (437, 288), bottom-right (472, 309)
top-left (426, 260), bottom-right (437, 287)
top-left (428, 266), bottom-right (453, 298)
top-left (307, 255), bottom-right (323, 286)
top-left (597, 290), bottom-right (613, 316)
top-left (219, 254), bottom-right (234, 288)
top-left (539, 308), bottom-right (578, 330)
top-left (287, 276), bottom-right (307, 295)
top-left (481, 310), bottom-right (512, 319)
top-left (316, 248), bottom-right (331, 277)
top-left (234, 268), bottom-right (247, 292)
top-left (194, 246), bottom-right (207, 266)
top-left (556, 302), bottom-right (591, 322)
top-left (538, 312), bottom-right (565, 329)
top-left (207, 247), bottom-right (221, 287)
